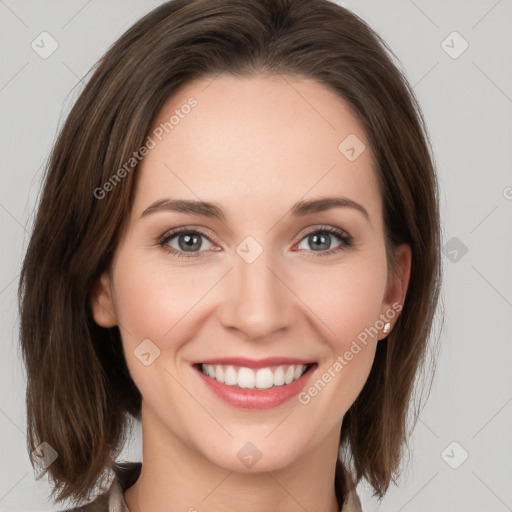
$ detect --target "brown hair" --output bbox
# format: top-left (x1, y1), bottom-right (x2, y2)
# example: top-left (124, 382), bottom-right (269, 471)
top-left (18, 0), bottom-right (441, 506)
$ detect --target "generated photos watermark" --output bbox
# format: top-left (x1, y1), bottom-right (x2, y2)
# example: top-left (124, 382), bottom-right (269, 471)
top-left (298, 301), bottom-right (402, 405)
top-left (93, 97), bottom-right (198, 200)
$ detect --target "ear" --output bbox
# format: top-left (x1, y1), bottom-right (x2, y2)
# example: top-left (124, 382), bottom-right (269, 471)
top-left (90, 271), bottom-right (118, 327)
top-left (380, 243), bottom-right (411, 337)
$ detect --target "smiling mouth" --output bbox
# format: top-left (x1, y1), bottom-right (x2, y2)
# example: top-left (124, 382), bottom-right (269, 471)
top-left (193, 362), bottom-right (317, 390)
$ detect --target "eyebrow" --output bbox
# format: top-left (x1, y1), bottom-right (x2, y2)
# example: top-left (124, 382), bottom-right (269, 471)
top-left (140, 196), bottom-right (370, 222)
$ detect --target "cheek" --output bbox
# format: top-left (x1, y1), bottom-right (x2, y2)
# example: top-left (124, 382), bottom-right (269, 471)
top-left (111, 254), bottom-right (219, 350)
top-left (110, 258), bottom-right (215, 406)
top-left (292, 254), bottom-right (387, 405)
top-left (115, 259), bottom-right (210, 332)
top-left (296, 254), bottom-right (388, 343)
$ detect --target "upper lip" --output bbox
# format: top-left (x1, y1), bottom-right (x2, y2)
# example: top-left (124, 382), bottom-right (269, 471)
top-left (192, 357), bottom-right (316, 369)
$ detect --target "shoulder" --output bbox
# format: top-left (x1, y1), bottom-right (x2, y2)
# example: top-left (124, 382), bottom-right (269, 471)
top-left (58, 462), bottom-right (142, 512)
top-left (340, 485), bottom-right (363, 512)
top-left (337, 464), bottom-right (363, 512)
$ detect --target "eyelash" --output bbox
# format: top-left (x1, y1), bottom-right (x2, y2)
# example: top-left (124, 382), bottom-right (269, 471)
top-left (157, 225), bottom-right (353, 259)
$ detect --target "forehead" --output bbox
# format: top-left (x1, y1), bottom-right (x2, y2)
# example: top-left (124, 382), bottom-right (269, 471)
top-left (134, 74), bottom-right (382, 226)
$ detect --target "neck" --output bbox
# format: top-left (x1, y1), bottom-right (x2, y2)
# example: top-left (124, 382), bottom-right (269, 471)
top-left (124, 403), bottom-right (342, 512)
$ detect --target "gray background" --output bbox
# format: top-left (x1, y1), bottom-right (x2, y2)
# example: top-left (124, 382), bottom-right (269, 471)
top-left (1, 0), bottom-right (511, 510)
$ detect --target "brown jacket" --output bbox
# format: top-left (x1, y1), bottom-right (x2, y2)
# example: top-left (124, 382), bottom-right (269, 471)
top-left (62, 462), bottom-right (363, 512)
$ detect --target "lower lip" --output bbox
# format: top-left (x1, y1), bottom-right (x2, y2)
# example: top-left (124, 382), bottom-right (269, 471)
top-left (194, 364), bottom-right (317, 410)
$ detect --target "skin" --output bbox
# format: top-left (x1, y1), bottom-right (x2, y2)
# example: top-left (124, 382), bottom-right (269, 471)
top-left (91, 74), bottom-right (411, 512)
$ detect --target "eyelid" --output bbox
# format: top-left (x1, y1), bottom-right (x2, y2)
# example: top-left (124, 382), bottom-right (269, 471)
top-left (295, 224), bottom-right (353, 244)
top-left (158, 225), bottom-right (220, 245)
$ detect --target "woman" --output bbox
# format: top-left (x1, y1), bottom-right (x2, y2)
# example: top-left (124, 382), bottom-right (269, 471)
top-left (18, 0), bottom-right (441, 510)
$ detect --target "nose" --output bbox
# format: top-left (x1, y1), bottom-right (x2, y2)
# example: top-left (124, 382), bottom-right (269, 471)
top-left (217, 244), bottom-right (296, 341)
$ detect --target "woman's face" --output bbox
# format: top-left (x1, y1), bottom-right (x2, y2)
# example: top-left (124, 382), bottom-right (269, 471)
top-left (92, 74), bottom-right (410, 473)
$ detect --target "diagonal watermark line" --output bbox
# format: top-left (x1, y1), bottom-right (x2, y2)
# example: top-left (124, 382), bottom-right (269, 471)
top-left (280, 74), bottom-right (336, 130)
top-left (413, 62), bottom-right (439, 89)
top-left (471, 265), bottom-right (512, 308)
top-left (61, 60), bottom-right (85, 85)
top-left (470, 204), bottom-right (499, 233)
top-left (266, 164), bottom-right (336, 234)
top-left (164, 163), bottom-right (202, 199)
top-left (407, 0), bottom-right (439, 28)
top-left (265, 266), bottom-right (336, 335)
top-left (472, 471), bottom-right (512, 511)
top-left (471, 0), bottom-right (503, 30)
top-left (0, 62), bottom-right (29, 92)
top-left (61, 0), bottom-right (93, 29)
top-left (0, 408), bottom-right (26, 437)
top-left (163, 267), bottom-right (234, 337)
top-left (162, 367), bottom-right (233, 438)
top-left (0, 0), bottom-right (29, 29)
top-left (200, 71), bottom-right (222, 93)
top-left (418, 417), bottom-right (439, 439)
top-left (201, 470), bottom-right (233, 502)
top-left (472, 61), bottom-right (512, 104)
top-left (398, 472), bottom-right (439, 511)
top-left (0, 273), bottom-right (19, 296)
top-left (0, 472), bottom-right (29, 502)
top-left (265, 472), bottom-right (308, 511)
top-left (265, 409), bottom-right (295, 438)
top-left (471, 396), bottom-right (512, 439)
top-left (0, 203), bottom-right (27, 232)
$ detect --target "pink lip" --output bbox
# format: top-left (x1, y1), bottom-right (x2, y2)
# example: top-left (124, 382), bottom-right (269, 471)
top-left (193, 363), bottom-right (317, 410)
top-left (190, 356), bottom-right (315, 369)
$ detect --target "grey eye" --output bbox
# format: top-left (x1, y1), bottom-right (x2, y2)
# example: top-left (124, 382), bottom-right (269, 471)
top-left (297, 231), bottom-right (342, 252)
top-left (167, 232), bottom-right (213, 252)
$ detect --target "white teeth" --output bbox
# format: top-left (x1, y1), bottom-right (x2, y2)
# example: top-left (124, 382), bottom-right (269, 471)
top-left (255, 368), bottom-right (274, 389)
top-left (215, 365), bottom-right (224, 383)
top-left (200, 363), bottom-right (309, 389)
top-left (273, 366), bottom-right (285, 386)
top-left (238, 367), bottom-right (255, 388)
top-left (224, 365), bottom-right (237, 386)
top-left (285, 365), bottom-right (295, 384)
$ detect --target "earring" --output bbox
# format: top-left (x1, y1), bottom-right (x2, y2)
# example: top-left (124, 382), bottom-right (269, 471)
top-left (383, 322), bottom-right (391, 335)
